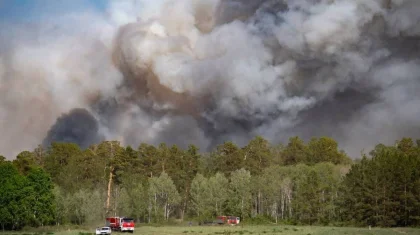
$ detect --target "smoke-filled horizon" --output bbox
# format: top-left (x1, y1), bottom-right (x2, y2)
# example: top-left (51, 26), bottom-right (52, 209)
top-left (1, 0), bottom-right (420, 159)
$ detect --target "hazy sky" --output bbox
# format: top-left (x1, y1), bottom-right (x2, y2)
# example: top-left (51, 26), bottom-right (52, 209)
top-left (0, 0), bottom-right (108, 23)
top-left (1, 0), bottom-right (419, 160)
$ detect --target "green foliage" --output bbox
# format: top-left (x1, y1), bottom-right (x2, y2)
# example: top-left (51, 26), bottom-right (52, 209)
top-left (116, 181), bottom-right (148, 222)
top-left (43, 143), bottom-right (83, 191)
top-left (339, 138), bottom-right (420, 227)
top-left (3, 135), bottom-right (420, 229)
top-left (243, 215), bottom-right (274, 225)
top-left (148, 171), bottom-right (181, 222)
top-left (0, 161), bottom-right (30, 230)
top-left (207, 172), bottom-right (229, 216)
top-left (13, 151), bottom-right (37, 175)
top-left (282, 136), bottom-right (351, 165)
top-left (66, 188), bottom-right (104, 225)
top-left (307, 137), bottom-right (351, 165)
top-left (0, 161), bottom-right (55, 230)
top-left (211, 142), bottom-right (244, 177)
top-left (228, 169), bottom-right (252, 218)
top-left (26, 167), bottom-right (56, 226)
top-left (282, 137), bottom-right (309, 165)
top-left (242, 136), bottom-right (273, 175)
top-left (53, 186), bottom-right (67, 225)
top-left (190, 174), bottom-right (211, 219)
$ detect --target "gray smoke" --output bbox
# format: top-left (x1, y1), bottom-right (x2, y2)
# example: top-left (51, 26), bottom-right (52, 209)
top-left (42, 108), bottom-right (104, 148)
top-left (1, 0), bottom-right (420, 158)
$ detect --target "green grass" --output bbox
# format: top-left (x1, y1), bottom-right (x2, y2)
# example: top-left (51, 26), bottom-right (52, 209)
top-left (1, 225), bottom-right (419, 235)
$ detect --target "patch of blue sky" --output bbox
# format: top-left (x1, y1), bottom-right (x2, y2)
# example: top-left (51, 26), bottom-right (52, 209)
top-left (0, 0), bottom-right (109, 23)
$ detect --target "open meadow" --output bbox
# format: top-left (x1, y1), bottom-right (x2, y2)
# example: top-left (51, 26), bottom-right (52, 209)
top-left (128, 225), bottom-right (420, 235)
top-left (2, 225), bottom-right (420, 235)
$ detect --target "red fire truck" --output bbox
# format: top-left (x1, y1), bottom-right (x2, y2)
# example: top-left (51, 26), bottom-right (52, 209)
top-left (105, 217), bottom-right (135, 233)
top-left (216, 216), bottom-right (240, 225)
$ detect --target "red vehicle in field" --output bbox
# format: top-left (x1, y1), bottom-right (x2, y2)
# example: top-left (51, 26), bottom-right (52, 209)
top-left (216, 216), bottom-right (240, 225)
top-left (105, 217), bottom-right (135, 233)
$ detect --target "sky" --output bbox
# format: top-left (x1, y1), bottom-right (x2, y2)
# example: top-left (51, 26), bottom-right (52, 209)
top-left (1, 0), bottom-right (419, 160)
top-left (0, 0), bottom-right (108, 23)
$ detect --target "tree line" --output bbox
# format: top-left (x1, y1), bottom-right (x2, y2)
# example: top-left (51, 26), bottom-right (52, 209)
top-left (1, 136), bottom-right (420, 230)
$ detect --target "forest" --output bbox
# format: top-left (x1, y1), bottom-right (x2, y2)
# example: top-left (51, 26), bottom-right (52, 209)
top-left (1, 136), bottom-right (420, 230)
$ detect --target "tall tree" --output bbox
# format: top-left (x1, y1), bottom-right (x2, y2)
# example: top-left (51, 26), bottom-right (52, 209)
top-left (292, 164), bottom-right (321, 224)
top-left (148, 172), bottom-right (181, 222)
top-left (66, 188), bottom-right (104, 225)
top-left (208, 172), bottom-right (229, 216)
top-left (166, 144), bottom-right (200, 220)
top-left (228, 169), bottom-right (252, 219)
top-left (282, 137), bottom-right (309, 165)
top-left (13, 151), bottom-right (36, 175)
top-left (96, 141), bottom-right (125, 216)
top-left (116, 182), bottom-right (147, 222)
top-left (26, 167), bottom-right (56, 226)
top-left (211, 141), bottom-right (244, 176)
top-left (190, 174), bottom-right (210, 219)
top-left (307, 137), bottom-right (351, 165)
top-left (243, 136), bottom-right (273, 175)
top-left (0, 162), bottom-right (33, 230)
top-left (339, 139), bottom-right (420, 227)
top-left (52, 185), bottom-right (67, 226)
top-left (138, 143), bottom-right (160, 178)
top-left (43, 142), bottom-right (82, 186)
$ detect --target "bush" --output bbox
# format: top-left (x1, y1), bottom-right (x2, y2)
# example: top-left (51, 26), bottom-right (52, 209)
top-left (242, 215), bottom-right (274, 225)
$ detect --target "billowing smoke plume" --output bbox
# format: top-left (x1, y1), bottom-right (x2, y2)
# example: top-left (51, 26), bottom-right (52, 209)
top-left (42, 108), bottom-right (104, 149)
top-left (1, 0), bottom-right (420, 158)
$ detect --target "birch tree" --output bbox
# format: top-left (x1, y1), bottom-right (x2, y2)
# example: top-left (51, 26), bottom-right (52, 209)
top-left (229, 169), bottom-right (252, 219)
top-left (208, 172), bottom-right (229, 216)
top-left (117, 182), bottom-right (147, 222)
top-left (148, 172), bottom-right (180, 221)
top-left (190, 174), bottom-right (210, 219)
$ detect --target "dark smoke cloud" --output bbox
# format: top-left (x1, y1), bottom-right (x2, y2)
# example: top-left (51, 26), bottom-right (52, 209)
top-left (2, 0), bottom-right (420, 159)
top-left (42, 108), bottom-right (103, 149)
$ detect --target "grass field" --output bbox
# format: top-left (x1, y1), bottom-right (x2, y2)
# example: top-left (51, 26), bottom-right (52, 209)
top-left (2, 225), bottom-right (420, 235)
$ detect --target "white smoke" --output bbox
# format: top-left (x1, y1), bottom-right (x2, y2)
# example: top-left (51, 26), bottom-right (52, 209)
top-left (1, 0), bottom-right (420, 159)
top-left (0, 7), bottom-right (122, 157)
